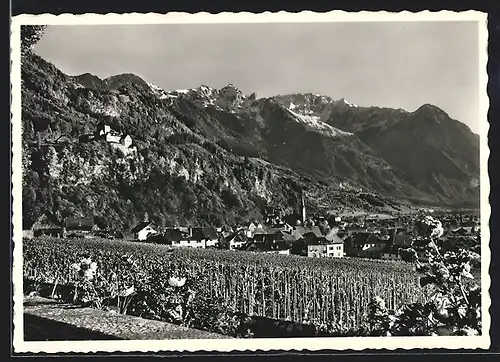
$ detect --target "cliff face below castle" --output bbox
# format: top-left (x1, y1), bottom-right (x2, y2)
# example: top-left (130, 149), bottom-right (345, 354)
top-left (21, 53), bottom-right (480, 229)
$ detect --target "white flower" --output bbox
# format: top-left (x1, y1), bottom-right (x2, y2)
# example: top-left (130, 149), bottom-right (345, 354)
top-left (373, 296), bottom-right (386, 310)
top-left (431, 223), bottom-right (444, 238)
top-left (89, 262), bottom-right (98, 271)
top-left (168, 276), bottom-right (187, 287)
top-left (84, 268), bottom-right (95, 281)
top-left (81, 257), bottom-right (92, 265)
top-left (70, 263), bottom-right (81, 272)
top-left (119, 286), bottom-right (135, 297)
top-left (462, 262), bottom-right (474, 279)
top-left (461, 326), bottom-right (479, 336)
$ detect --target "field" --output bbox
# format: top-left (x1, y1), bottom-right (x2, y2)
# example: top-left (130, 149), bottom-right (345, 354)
top-left (23, 237), bottom-right (428, 332)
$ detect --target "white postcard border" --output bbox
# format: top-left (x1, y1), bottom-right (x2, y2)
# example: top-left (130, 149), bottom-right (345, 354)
top-left (11, 10), bottom-right (491, 353)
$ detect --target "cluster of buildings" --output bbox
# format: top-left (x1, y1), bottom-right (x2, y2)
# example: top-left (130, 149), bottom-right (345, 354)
top-left (128, 192), bottom-right (346, 258)
top-left (33, 123), bottom-right (136, 154)
top-left (78, 123), bottom-right (136, 154)
top-left (25, 190), bottom-right (481, 262)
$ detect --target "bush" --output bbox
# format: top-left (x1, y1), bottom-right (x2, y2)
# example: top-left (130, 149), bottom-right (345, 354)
top-left (362, 215), bottom-right (482, 337)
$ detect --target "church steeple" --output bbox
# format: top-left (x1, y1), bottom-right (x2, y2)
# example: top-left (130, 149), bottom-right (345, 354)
top-left (301, 189), bottom-right (306, 225)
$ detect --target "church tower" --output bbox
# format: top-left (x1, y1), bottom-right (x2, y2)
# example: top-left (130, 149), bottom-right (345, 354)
top-left (301, 189), bottom-right (306, 225)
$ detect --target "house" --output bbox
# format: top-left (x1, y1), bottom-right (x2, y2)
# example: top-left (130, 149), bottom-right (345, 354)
top-left (245, 229), bottom-right (294, 253)
top-left (271, 222), bottom-right (293, 233)
top-left (63, 217), bottom-right (96, 238)
top-left (96, 124), bottom-right (123, 144)
top-left (253, 229), bottom-right (287, 244)
top-left (306, 237), bottom-right (344, 258)
top-left (344, 232), bottom-right (386, 258)
top-left (120, 135), bottom-right (133, 148)
top-left (191, 227), bottom-right (219, 248)
top-left (106, 133), bottom-right (122, 144)
top-left (161, 228), bottom-right (190, 245)
top-left (219, 231), bottom-right (248, 250)
top-left (380, 247), bottom-right (402, 261)
top-left (31, 211), bottom-right (63, 237)
top-left (289, 232), bottom-right (343, 258)
top-left (131, 221), bottom-right (158, 241)
top-left (166, 227), bottom-right (218, 248)
top-left (145, 228), bottom-right (186, 245)
top-left (245, 236), bottom-right (293, 254)
top-left (98, 124), bottom-right (112, 137)
top-left (64, 217), bottom-right (95, 234)
top-left (391, 233), bottom-right (412, 248)
top-left (243, 222), bottom-right (264, 238)
top-left (291, 226), bottom-right (323, 241)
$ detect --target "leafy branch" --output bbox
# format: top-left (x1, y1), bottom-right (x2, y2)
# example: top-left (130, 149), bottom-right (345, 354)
top-left (366, 215), bottom-right (482, 337)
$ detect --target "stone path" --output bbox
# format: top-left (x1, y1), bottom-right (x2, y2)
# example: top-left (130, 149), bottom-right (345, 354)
top-left (23, 296), bottom-right (232, 341)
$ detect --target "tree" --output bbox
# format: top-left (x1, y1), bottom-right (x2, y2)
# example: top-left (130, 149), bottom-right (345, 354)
top-left (21, 25), bottom-right (47, 53)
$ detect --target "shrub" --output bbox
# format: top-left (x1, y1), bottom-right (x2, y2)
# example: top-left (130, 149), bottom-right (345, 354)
top-left (363, 215), bottom-right (482, 336)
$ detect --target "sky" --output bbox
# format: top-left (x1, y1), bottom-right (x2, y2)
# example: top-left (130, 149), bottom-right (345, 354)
top-left (33, 21), bottom-right (480, 133)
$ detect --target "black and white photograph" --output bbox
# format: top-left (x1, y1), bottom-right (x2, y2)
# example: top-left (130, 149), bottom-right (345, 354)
top-left (11, 11), bottom-right (490, 353)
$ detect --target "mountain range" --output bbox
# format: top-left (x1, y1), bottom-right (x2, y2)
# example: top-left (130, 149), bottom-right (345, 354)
top-left (20, 52), bottom-right (480, 230)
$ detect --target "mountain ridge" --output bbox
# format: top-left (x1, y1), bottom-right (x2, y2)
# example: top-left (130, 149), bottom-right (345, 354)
top-left (138, 78), bottom-right (479, 204)
top-left (21, 53), bottom-right (480, 230)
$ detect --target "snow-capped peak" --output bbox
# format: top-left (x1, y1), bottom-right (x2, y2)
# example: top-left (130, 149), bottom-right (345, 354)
top-left (147, 82), bottom-right (176, 100)
top-left (340, 98), bottom-right (358, 108)
top-left (147, 82), bottom-right (163, 93)
top-left (286, 108), bottom-right (353, 138)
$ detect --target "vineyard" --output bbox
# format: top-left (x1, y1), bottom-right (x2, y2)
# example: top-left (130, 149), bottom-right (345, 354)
top-left (22, 236), bottom-right (428, 333)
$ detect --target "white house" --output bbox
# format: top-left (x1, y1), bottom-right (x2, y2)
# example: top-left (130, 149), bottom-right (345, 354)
top-left (245, 222), bottom-right (264, 238)
top-left (307, 237), bottom-right (344, 258)
top-left (98, 124), bottom-right (111, 137)
top-left (105, 133), bottom-right (121, 144)
top-left (168, 227), bottom-right (219, 249)
top-left (226, 233), bottom-right (247, 250)
top-left (266, 249), bottom-right (291, 256)
top-left (132, 222), bottom-right (158, 241)
top-left (326, 241), bottom-right (344, 258)
top-left (171, 239), bottom-right (205, 248)
top-left (120, 135), bottom-right (133, 148)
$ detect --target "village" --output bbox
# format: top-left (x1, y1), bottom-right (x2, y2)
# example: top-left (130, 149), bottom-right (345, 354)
top-left (25, 186), bottom-right (481, 263)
